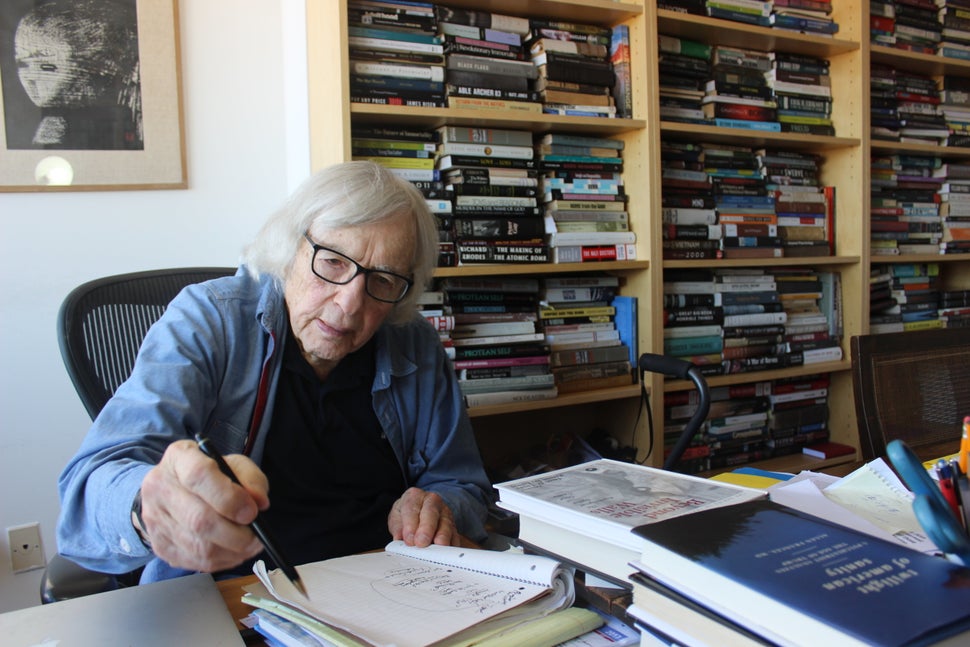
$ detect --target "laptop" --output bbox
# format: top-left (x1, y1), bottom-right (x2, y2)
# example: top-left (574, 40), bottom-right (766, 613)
top-left (0, 572), bottom-right (245, 646)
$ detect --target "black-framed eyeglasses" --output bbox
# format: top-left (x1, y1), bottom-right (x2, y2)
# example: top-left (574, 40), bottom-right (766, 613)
top-left (303, 232), bottom-right (413, 304)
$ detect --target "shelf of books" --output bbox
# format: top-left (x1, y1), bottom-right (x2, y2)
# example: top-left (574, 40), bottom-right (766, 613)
top-left (866, 0), bottom-right (970, 335)
top-left (649, 0), bottom-right (868, 474)
top-left (307, 0), bottom-right (662, 472)
top-left (306, 0), bottom-right (966, 477)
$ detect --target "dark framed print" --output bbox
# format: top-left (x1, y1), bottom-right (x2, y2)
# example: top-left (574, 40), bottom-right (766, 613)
top-left (0, 0), bottom-right (185, 191)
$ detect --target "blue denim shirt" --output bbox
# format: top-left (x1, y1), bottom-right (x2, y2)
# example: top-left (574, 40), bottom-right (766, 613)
top-left (56, 267), bottom-right (490, 582)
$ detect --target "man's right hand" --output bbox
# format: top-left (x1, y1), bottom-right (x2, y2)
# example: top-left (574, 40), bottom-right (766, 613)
top-left (135, 439), bottom-right (269, 572)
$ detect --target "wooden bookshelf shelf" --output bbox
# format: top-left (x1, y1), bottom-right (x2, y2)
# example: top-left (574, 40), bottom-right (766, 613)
top-left (351, 105), bottom-right (648, 135)
top-left (656, 9), bottom-right (860, 58)
top-left (870, 140), bottom-right (970, 159)
top-left (467, 384), bottom-right (641, 418)
top-left (434, 260), bottom-right (649, 278)
top-left (870, 44), bottom-right (970, 76)
top-left (662, 360), bottom-right (852, 393)
top-left (663, 256), bottom-right (861, 270)
top-left (661, 122), bottom-right (861, 151)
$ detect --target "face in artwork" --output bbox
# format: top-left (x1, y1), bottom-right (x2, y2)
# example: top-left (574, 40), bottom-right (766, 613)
top-left (284, 214), bottom-right (416, 380)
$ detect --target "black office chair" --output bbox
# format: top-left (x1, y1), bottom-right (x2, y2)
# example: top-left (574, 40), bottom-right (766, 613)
top-left (43, 267), bottom-right (236, 603)
top-left (638, 353), bottom-right (711, 471)
top-left (851, 327), bottom-right (970, 463)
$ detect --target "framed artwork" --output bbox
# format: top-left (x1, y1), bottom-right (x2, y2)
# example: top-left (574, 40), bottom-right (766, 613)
top-left (0, 0), bottom-right (186, 191)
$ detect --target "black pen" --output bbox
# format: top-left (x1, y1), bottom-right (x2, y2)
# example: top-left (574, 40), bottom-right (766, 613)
top-left (195, 434), bottom-right (308, 597)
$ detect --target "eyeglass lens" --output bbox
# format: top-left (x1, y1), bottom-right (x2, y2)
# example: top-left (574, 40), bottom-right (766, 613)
top-left (311, 245), bottom-right (409, 302)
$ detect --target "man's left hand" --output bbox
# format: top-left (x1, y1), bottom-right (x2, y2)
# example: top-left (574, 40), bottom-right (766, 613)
top-left (388, 487), bottom-right (460, 547)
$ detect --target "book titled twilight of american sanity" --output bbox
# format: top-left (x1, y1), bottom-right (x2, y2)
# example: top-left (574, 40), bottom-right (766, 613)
top-left (631, 499), bottom-right (970, 647)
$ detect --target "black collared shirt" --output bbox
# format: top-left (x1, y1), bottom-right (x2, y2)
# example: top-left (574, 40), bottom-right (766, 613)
top-left (245, 327), bottom-right (405, 571)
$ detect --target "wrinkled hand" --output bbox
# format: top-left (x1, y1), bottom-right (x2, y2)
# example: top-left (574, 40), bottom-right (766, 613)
top-left (388, 487), bottom-right (460, 548)
top-left (136, 439), bottom-right (269, 572)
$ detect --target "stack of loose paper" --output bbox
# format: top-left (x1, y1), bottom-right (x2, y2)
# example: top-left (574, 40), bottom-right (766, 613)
top-left (242, 540), bottom-right (601, 647)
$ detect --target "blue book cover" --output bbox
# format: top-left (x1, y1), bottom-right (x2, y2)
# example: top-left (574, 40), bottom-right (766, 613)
top-left (632, 499), bottom-right (970, 646)
top-left (348, 25), bottom-right (442, 45)
top-left (713, 118), bottom-right (782, 132)
top-left (611, 295), bottom-right (638, 366)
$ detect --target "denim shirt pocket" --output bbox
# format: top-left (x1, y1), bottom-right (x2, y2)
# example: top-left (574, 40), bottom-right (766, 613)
top-left (200, 419), bottom-right (249, 456)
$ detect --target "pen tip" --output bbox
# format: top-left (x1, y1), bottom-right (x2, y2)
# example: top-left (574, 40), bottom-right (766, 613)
top-left (293, 577), bottom-right (309, 599)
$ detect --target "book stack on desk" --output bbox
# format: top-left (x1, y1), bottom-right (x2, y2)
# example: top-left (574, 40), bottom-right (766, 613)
top-left (627, 498), bottom-right (970, 647)
top-left (494, 458), bottom-right (766, 586)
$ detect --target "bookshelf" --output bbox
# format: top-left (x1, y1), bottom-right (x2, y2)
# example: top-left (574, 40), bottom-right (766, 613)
top-left (303, 0), bottom-right (969, 476)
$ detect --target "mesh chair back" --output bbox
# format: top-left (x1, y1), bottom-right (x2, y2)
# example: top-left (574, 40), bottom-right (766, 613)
top-left (58, 268), bottom-right (236, 420)
top-left (851, 327), bottom-right (970, 461)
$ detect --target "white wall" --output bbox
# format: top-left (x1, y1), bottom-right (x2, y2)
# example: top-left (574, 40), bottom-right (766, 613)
top-left (0, 0), bottom-right (308, 611)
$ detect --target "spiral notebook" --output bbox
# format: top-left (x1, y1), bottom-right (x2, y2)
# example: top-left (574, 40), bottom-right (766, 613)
top-left (248, 541), bottom-right (577, 647)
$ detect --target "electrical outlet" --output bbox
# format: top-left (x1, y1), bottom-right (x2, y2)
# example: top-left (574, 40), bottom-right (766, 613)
top-left (8, 523), bottom-right (46, 573)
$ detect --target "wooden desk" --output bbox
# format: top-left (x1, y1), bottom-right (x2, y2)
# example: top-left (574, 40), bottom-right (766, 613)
top-left (216, 574), bottom-right (264, 645)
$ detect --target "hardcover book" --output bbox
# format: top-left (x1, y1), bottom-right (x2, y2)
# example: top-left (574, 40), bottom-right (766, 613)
top-left (631, 499), bottom-right (970, 647)
top-left (495, 459), bottom-right (764, 585)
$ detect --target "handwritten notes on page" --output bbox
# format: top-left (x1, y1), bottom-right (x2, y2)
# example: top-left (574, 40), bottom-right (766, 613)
top-left (768, 459), bottom-right (936, 553)
top-left (254, 540), bottom-right (575, 647)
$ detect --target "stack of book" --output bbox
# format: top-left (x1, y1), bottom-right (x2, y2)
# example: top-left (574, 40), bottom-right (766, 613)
top-left (662, 269), bottom-right (727, 376)
top-left (870, 154), bottom-right (945, 255)
top-left (940, 75), bottom-right (970, 146)
top-left (541, 297), bottom-right (633, 393)
top-left (539, 276), bottom-right (634, 394)
top-left (658, 35), bottom-right (711, 124)
top-left (436, 125), bottom-right (539, 266)
top-left (526, 19), bottom-right (616, 118)
top-left (349, 124), bottom-right (442, 188)
top-left (774, 268), bottom-right (844, 365)
top-left (761, 149), bottom-right (835, 257)
top-left (436, 126), bottom-right (548, 265)
top-left (887, 262), bottom-right (943, 330)
top-left (438, 18), bottom-right (538, 114)
top-left (870, 0), bottom-right (897, 48)
top-left (870, 64), bottom-right (901, 141)
top-left (347, 1), bottom-right (445, 108)
top-left (769, 0), bottom-right (839, 35)
top-left (870, 66), bottom-right (945, 146)
top-left (892, 0), bottom-right (943, 54)
top-left (869, 266), bottom-right (904, 333)
top-left (661, 141), bottom-right (720, 260)
top-left (663, 380), bottom-right (773, 473)
top-left (939, 288), bottom-right (970, 327)
top-left (706, 0), bottom-right (774, 27)
top-left (707, 144), bottom-right (784, 259)
top-left (702, 392), bottom-right (772, 470)
top-left (703, 45), bottom-right (779, 132)
top-left (717, 268), bottom-right (800, 375)
top-left (628, 497), bottom-right (970, 647)
top-left (897, 69), bottom-right (949, 144)
top-left (937, 160), bottom-right (970, 254)
top-left (439, 277), bottom-right (556, 407)
top-left (659, 0), bottom-right (707, 15)
top-left (767, 52), bottom-right (836, 136)
top-left (494, 459), bottom-right (766, 586)
top-left (417, 285), bottom-right (454, 358)
top-left (765, 373), bottom-right (832, 456)
top-left (938, 0), bottom-right (970, 60)
top-left (434, 5), bottom-right (538, 111)
top-left (539, 133), bottom-right (636, 263)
